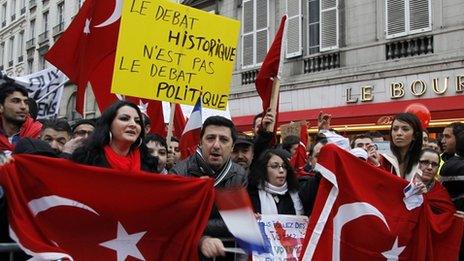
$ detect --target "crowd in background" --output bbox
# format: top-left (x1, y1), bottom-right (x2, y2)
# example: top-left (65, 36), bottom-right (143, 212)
top-left (0, 80), bottom-right (462, 260)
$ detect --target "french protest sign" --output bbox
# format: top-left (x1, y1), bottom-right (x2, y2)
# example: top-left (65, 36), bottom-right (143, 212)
top-left (253, 215), bottom-right (308, 260)
top-left (13, 67), bottom-right (67, 119)
top-left (112, 0), bottom-right (240, 110)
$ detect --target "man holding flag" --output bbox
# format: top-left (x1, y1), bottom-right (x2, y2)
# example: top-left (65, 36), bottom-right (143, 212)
top-left (172, 116), bottom-right (247, 258)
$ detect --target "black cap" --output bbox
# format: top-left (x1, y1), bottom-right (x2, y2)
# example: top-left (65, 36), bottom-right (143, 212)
top-left (235, 132), bottom-right (253, 146)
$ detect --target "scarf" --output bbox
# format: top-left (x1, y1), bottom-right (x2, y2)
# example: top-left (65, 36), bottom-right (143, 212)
top-left (258, 182), bottom-right (304, 215)
top-left (0, 117), bottom-right (42, 151)
top-left (103, 145), bottom-right (141, 172)
top-left (194, 147), bottom-right (233, 187)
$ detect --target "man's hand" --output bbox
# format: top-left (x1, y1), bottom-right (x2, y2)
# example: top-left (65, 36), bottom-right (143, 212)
top-left (366, 144), bottom-right (380, 166)
top-left (62, 136), bottom-right (84, 154)
top-left (200, 236), bottom-right (225, 258)
top-left (318, 112), bottom-right (331, 130)
top-left (261, 108), bottom-right (275, 131)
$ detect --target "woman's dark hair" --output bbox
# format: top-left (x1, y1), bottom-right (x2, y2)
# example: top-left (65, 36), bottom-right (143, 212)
top-left (249, 149), bottom-right (299, 192)
top-left (389, 113), bottom-right (423, 175)
top-left (73, 101), bottom-right (147, 156)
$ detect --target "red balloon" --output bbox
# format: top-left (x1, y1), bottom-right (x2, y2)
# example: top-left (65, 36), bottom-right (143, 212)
top-left (405, 103), bottom-right (431, 129)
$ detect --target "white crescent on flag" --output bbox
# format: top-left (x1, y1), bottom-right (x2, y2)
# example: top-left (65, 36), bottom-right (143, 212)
top-left (94, 0), bottom-right (123, 28)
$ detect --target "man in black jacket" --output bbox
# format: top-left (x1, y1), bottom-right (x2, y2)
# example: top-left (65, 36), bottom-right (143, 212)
top-left (171, 116), bottom-right (246, 259)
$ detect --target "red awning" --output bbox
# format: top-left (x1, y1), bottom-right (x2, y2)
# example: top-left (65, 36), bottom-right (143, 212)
top-left (232, 95), bottom-right (464, 131)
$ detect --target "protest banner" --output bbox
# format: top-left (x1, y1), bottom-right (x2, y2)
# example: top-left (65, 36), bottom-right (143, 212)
top-left (252, 214), bottom-right (308, 260)
top-left (112, 0), bottom-right (240, 110)
top-left (13, 67), bottom-right (67, 119)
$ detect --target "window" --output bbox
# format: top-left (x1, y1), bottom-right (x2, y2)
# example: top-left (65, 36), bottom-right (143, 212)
top-left (43, 11), bottom-right (49, 32)
top-left (30, 19), bottom-right (36, 39)
top-left (286, 0), bottom-right (303, 58)
top-left (8, 37), bottom-right (14, 64)
top-left (1, 3), bottom-right (6, 25)
top-left (20, 0), bottom-right (26, 11)
top-left (38, 53), bottom-right (45, 69)
top-left (386, 0), bottom-right (431, 38)
top-left (241, 0), bottom-right (269, 68)
top-left (0, 42), bottom-right (4, 66)
top-left (28, 59), bottom-right (34, 73)
top-left (57, 2), bottom-right (64, 25)
top-left (18, 31), bottom-right (24, 59)
top-left (307, 0), bottom-right (320, 54)
top-left (11, 0), bottom-right (16, 16)
top-left (306, 0), bottom-right (339, 54)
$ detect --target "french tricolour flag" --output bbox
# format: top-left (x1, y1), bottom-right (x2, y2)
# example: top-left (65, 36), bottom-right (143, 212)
top-left (179, 97), bottom-right (202, 159)
top-left (216, 188), bottom-right (269, 254)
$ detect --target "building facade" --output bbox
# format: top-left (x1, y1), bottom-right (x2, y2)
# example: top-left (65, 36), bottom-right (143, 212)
top-left (220, 0), bottom-right (464, 133)
top-left (1, 0), bottom-right (463, 132)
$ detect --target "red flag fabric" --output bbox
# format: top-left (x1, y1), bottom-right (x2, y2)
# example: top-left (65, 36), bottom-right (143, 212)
top-left (0, 155), bottom-right (214, 260)
top-left (45, 0), bottom-right (166, 133)
top-left (173, 103), bottom-right (186, 140)
top-left (300, 144), bottom-right (463, 260)
top-left (180, 98), bottom-right (202, 159)
top-left (44, 0), bottom-right (118, 113)
top-left (290, 122), bottom-right (309, 177)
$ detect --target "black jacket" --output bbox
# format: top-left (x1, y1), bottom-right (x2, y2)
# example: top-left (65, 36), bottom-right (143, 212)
top-left (440, 156), bottom-right (464, 211)
top-left (171, 153), bottom-right (247, 238)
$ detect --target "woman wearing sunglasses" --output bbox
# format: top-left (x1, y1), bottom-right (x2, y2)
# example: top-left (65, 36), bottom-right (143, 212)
top-left (248, 149), bottom-right (306, 215)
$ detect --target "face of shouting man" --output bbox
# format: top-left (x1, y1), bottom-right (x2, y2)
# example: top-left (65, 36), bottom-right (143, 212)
top-left (200, 125), bottom-right (234, 171)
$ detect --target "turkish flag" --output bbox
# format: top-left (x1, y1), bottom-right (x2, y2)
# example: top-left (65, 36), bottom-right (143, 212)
top-left (45, 0), bottom-right (164, 133)
top-left (299, 144), bottom-right (463, 260)
top-left (255, 15), bottom-right (286, 113)
top-left (173, 103), bottom-right (186, 140)
top-left (0, 155), bottom-right (214, 260)
top-left (290, 122), bottom-right (309, 177)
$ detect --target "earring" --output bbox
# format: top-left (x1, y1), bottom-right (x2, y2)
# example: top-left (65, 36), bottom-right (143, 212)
top-left (109, 131), bottom-right (113, 143)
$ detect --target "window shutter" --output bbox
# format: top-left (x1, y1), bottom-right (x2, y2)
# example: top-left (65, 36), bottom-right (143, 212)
top-left (386, 0), bottom-right (406, 38)
top-left (242, 0), bottom-right (254, 68)
top-left (320, 0), bottom-right (338, 51)
top-left (255, 0), bottom-right (269, 64)
top-left (409, 0), bottom-right (431, 34)
top-left (285, 0), bottom-right (302, 58)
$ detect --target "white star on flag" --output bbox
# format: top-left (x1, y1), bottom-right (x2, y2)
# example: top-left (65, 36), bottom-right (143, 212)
top-left (84, 19), bottom-right (91, 34)
top-left (382, 237), bottom-right (406, 261)
top-left (100, 222), bottom-right (147, 261)
top-left (138, 101), bottom-right (149, 115)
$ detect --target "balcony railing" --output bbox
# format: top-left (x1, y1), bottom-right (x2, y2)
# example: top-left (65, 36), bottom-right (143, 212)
top-left (8, 60), bottom-right (13, 67)
top-left (26, 38), bottom-right (36, 50)
top-left (29, 0), bottom-right (37, 9)
top-left (241, 69), bottom-right (259, 85)
top-left (10, 14), bottom-right (15, 21)
top-left (38, 31), bottom-right (49, 45)
top-left (304, 52), bottom-right (340, 74)
top-left (386, 35), bottom-right (433, 60)
top-left (21, 7), bottom-right (26, 14)
top-left (1, 21), bottom-right (5, 27)
top-left (52, 22), bottom-right (64, 36)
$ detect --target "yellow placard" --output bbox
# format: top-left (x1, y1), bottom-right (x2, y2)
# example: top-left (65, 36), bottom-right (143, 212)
top-left (111, 0), bottom-right (240, 110)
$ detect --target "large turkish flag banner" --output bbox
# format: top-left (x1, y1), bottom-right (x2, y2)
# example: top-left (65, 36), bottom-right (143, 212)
top-left (0, 155), bottom-right (214, 260)
top-left (300, 144), bottom-right (463, 261)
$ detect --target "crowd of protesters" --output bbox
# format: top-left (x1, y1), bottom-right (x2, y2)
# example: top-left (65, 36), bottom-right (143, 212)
top-left (0, 80), bottom-right (463, 260)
